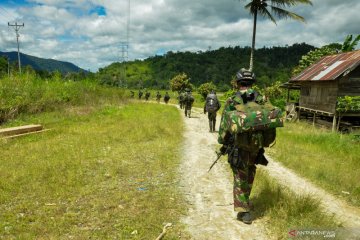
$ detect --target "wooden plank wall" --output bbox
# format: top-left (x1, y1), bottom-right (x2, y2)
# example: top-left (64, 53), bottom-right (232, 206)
top-left (299, 81), bottom-right (338, 113)
top-left (338, 66), bottom-right (360, 97)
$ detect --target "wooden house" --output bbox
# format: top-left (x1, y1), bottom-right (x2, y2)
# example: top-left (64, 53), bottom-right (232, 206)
top-left (284, 49), bottom-right (360, 132)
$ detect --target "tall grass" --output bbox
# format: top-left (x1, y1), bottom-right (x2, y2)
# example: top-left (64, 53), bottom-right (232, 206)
top-left (0, 103), bottom-right (187, 239)
top-left (0, 74), bottom-right (125, 123)
top-left (267, 122), bottom-right (360, 206)
top-left (252, 169), bottom-right (338, 239)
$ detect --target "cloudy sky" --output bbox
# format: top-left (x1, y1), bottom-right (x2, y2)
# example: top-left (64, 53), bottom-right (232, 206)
top-left (0, 0), bottom-right (359, 72)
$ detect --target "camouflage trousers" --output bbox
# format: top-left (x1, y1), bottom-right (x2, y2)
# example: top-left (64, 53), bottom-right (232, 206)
top-left (207, 112), bottom-right (217, 132)
top-left (229, 149), bottom-right (257, 212)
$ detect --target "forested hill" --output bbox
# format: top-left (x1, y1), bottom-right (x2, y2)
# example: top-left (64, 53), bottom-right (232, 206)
top-left (0, 51), bottom-right (86, 74)
top-left (97, 43), bottom-right (315, 90)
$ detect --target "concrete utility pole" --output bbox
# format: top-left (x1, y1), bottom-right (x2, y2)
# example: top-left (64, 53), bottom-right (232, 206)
top-left (8, 22), bottom-right (24, 74)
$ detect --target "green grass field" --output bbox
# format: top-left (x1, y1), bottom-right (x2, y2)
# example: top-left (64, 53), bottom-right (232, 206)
top-left (0, 103), bottom-right (188, 239)
top-left (267, 122), bottom-right (360, 207)
top-left (251, 169), bottom-right (338, 239)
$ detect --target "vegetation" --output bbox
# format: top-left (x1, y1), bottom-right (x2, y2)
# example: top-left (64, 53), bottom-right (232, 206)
top-left (267, 122), bottom-right (360, 207)
top-left (197, 82), bottom-right (217, 100)
top-left (341, 34), bottom-right (360, 52)
top-left (336, 96), bottom-right (360, 112)
top-left (0, 103), bottom-right (188, 239)
top-left (96, 43), bottom-right (315, 89)
top-left (0, 73), bottom-right (123, 124)
top-left (169, 73), bottom-right (193, 93)
top-left (252, 169), bottom-right (337, 239)
top-left (242, 0), bottom-right (313, 71)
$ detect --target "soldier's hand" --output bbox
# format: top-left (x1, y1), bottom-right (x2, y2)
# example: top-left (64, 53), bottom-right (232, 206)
top-left (220, 145), bottom-right (228, 155)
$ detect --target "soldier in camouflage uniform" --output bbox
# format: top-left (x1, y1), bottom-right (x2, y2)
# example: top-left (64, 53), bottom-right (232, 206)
top-left (138, 89), bottom-right (143, 100)
top-left (218, 69), bottom-right (265, 224)
top-left (156, 91), bottom-right (162, 103)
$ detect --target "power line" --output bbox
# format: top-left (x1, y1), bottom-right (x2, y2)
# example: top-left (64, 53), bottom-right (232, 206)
top-left (8, 22), bottom-right (24, 74)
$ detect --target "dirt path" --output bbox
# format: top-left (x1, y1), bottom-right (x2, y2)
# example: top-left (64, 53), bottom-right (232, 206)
top-left (264, 157), bottom-right (360, 228)
top-left (178, 107), bottom-right (268, 240)
top-left (177, 105), bottom-right (360, 239)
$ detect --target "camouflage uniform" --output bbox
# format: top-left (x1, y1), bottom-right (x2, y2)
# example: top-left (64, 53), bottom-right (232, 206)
top-left (204, 92), bottom-right (221, 132)
top-left (156, 92), bottom-right (161, 103)
top-left (184, 92), bottom-right (194, 118)
top-left (145, 91), bottom-right (150, 101)
top-left (138, 90), bottom-right (143, 100)
top-left (218, 89), bottom-right (264, 213)
top-left (130, 91), bottom-right (135, 98)
top-left (164, 92), bottom-right (170, 104)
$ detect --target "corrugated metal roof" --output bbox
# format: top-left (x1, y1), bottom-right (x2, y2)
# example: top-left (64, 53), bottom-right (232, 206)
top-left (290, 49), bottom-right (360, 82)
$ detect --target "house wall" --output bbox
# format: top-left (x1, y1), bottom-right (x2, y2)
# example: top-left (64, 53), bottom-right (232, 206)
top-left (299, 81), bottom-right (338, 113)
top-left (338, 66), bottom-right (360, 97)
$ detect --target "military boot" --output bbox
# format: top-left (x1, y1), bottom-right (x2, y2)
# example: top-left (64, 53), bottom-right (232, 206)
top-left (237, 212), bottom-right (252, 224)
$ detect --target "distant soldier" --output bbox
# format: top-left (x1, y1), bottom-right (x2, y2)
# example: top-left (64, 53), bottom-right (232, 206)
top-left (184, 88), bottom-right (194, 118)
top-left (156, 91), bottom-right (162, 103)
top-left (178, 91), bottom-right (185, 109)
top-left (138, 89), bottom-right (143, 100)
top-left (164, 92), bottom-right (170, 104)
top-left (204, 90), bottom-right (221, 132)
top-left (130, 90), bottom-right (135, 98)
top-left (145, 91), bottom-right (150, 101)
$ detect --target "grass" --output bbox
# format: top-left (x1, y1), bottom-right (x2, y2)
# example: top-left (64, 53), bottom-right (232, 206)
top-left (0, 103), bottom-right (188, 239)
top-left (251, 169), bottom-right (338, 239)
top-left (267, 122), bottom-right (360, 207)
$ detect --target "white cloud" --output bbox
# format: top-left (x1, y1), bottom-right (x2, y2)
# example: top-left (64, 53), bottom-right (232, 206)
top-left (0, 0), bottom-right (359, 71)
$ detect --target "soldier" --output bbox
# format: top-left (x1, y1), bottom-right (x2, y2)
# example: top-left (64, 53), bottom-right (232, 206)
top-left (130, 90), bottom-right (135, 98)
top-left (178, 91), bottom-right (185, 109)
top-left (156, 91), bottom-right (162, 103)
top-left (218, 68), bottom-right (268, 224)
top-left (164, 92), bottom-right (170, 104)
top-left (204, 90), bottom-right (221, 132)
top-left (184, 88), bottom-right (194, 118)
top-left (138, 89), bottom-right (143, 100)
top-left (145, 90), bottom-right (150, 101)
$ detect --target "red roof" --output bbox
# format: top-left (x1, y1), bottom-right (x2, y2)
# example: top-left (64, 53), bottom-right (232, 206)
top-left (290, 49), bottom-right (360, 82)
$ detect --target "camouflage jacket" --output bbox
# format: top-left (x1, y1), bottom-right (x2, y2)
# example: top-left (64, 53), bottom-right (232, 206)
top-left (218, 88), bottom-right (264, 145)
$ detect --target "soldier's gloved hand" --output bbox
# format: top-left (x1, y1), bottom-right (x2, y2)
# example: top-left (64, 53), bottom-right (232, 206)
top-left (219, 145), bottom-right (228, 155)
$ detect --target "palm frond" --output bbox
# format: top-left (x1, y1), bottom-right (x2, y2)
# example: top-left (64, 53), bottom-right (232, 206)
top-left (270, 6), bottom-right (306, 22)
top-left (270, 0), bottom-right (312, 7)
top-left (259, 7), bottom-right (277, 24)
top-left (349, 35), bottom-right (360, 51)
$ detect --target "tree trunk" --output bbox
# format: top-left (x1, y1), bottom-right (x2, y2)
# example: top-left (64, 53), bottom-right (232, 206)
top-left (249, 10), bottom-right (257, 72)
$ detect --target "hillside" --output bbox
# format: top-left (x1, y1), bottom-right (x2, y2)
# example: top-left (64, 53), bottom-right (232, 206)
top-left (97, 43), bottom-right (315, 89)
top-left (0, 51), bottom-right (86, 74)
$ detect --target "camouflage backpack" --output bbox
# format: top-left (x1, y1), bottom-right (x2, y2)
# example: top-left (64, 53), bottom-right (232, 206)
top-left (221, 90), bottom-right (283, 151)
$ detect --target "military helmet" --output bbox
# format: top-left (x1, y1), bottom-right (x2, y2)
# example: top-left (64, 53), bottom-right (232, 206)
top-left (236, 68), bottom-right (256, 86)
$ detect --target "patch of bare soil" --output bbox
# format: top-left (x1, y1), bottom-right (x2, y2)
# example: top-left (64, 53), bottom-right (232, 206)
top-left (178, 107), bottom-right (268, 240)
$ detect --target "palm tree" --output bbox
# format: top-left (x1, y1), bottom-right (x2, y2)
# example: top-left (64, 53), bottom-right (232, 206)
top-left (244, 0), bottom-right (312, 71)
top-left (341, 34), bottom-right (360, 52)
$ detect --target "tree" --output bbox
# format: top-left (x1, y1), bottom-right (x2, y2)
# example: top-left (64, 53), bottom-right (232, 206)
top-left (243, 0), bottom-right (313, 71)
top-left (197, 82), bottom-right (217, 99)
top-left (341, 34), bottom-right (360, 52)
top-left (169, 73), bottom-right (193, 92)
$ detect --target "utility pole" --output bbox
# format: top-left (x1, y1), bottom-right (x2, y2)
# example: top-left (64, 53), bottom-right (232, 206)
top-left (8, 22), bottom-right (24, 74)
top-left (7, 56), bottom-right (10, 77)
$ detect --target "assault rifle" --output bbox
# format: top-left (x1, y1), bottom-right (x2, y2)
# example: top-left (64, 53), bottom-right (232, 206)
top-left (208, 145), bottom-right (234, 172)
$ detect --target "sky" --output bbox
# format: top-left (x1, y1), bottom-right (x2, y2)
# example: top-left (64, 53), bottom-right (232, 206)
top-left (0, 0), bottom-right (359, 72)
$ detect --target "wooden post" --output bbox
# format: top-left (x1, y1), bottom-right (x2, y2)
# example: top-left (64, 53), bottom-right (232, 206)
top-left (332, 114), bottom-right (337, 132)
top-left (337, 114), bottom-right (341, 131)
top-left (313, 113), bottom-right (316, 126)
top-left (297, 108), bottom-right (301, 122)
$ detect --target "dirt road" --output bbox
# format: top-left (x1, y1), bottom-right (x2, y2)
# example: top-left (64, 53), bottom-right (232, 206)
top-left (178, 107), bottom-right (268, 240)
top-left (178, 105), bottom-right (360, 239)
